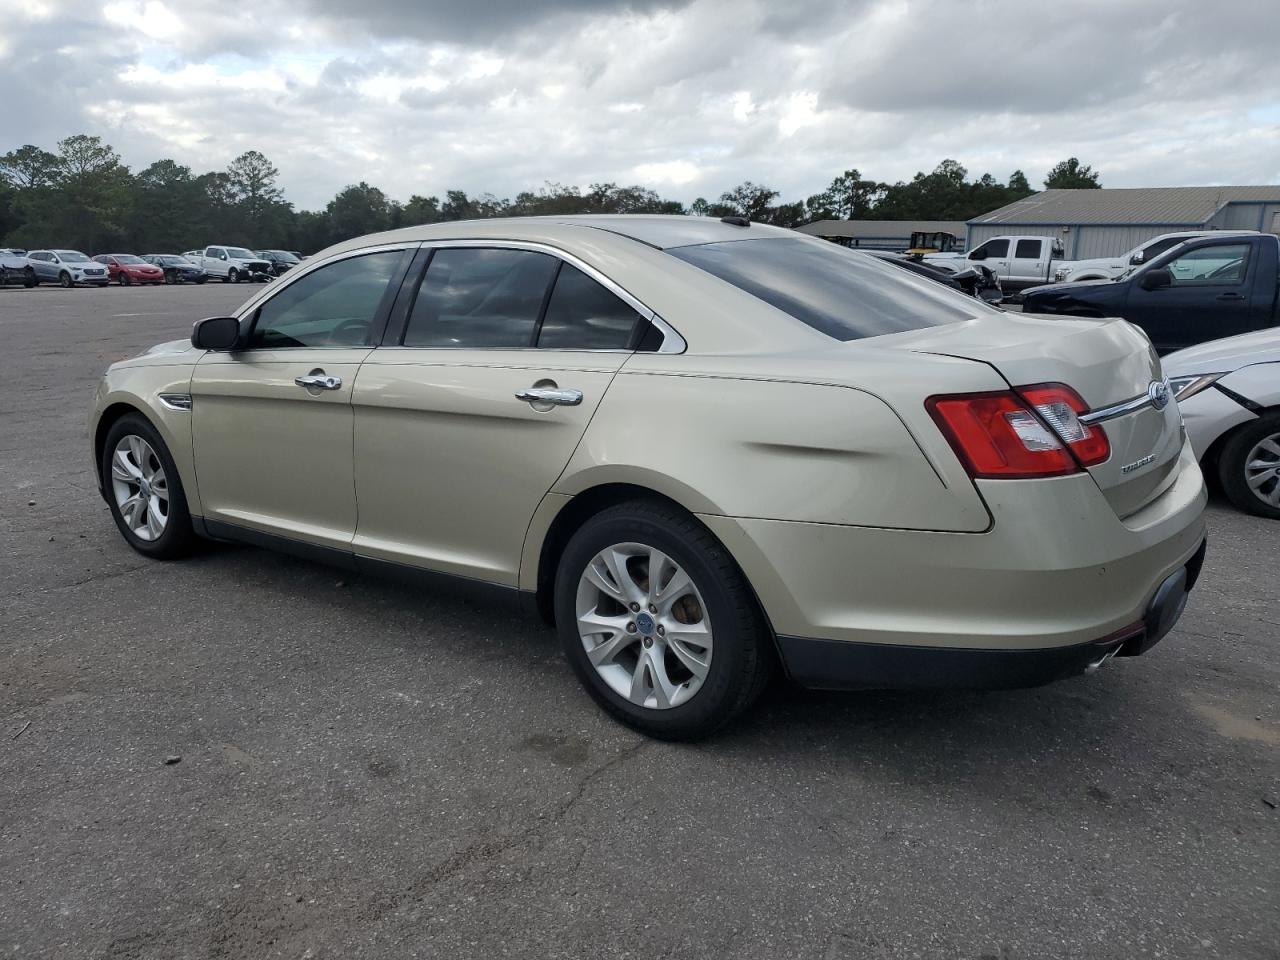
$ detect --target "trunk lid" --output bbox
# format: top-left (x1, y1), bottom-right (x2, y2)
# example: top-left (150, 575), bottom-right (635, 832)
top-left (877, 313), bottom-right (1184, 518)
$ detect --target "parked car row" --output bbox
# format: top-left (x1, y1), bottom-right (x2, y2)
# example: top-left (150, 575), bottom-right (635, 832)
top-left (0, 245), bottom-right (307, 288)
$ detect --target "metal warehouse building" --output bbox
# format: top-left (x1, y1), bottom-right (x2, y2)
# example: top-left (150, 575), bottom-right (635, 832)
top-left (968, 186), bottom-right (1280, 260)
top-left (794, 219), bottom-right (968, 250)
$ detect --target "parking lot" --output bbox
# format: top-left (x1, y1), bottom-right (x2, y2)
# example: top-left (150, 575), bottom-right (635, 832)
top-left (1, 283), bottom-right (1277, 959)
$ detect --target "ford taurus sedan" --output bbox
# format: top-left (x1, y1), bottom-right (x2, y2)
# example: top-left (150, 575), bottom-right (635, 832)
top-left (90, 216), bottom-right (1208, 739)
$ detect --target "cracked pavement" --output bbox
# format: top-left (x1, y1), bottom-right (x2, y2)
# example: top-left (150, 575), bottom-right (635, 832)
top-left (1, 284), bottom-right (1277, 959)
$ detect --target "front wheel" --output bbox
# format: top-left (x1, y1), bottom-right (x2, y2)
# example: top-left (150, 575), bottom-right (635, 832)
top-left (119, 272), bottom-right (131, 286)
top-left (102, 414), bottom-right (199, 558)
top-left (23, 268), bottom-right (36, 288)
top-left (1219, 414), bottom-right (1280, 520)
top-left (59, 271), bottom-right (73, 288)
top-left (227, 267), bottom-right (239, 283)
top-left (554, 500), bottom-right (773, 740)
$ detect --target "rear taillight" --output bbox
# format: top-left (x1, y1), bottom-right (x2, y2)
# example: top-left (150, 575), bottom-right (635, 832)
top-left (927, 383), bottom-right (1110, 479)
top-left (1016, 383), bottom-right (1110, 467)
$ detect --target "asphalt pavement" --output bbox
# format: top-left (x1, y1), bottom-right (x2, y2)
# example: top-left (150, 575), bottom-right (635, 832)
top-left (1, 282), bottom-right (1277, 959)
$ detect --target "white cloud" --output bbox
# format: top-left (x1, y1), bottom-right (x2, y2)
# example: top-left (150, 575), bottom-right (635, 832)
top-left (0, 0), bottom-right (1275, 210)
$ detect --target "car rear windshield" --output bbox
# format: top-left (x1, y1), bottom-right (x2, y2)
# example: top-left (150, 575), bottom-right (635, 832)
top-left (667, 237), bottom-right (994, 341)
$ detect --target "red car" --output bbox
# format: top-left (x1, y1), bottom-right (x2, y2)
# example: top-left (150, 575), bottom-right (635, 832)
top-left (92, 254), bottom-right (166, 286)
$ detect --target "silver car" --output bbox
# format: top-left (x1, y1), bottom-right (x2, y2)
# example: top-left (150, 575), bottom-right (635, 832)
top-left (26, 249), bottom-right (110, 287)
top-left (1165, 329), bottom-right (1280, 519)
top-left (90, 216), bottom-right (1207, 739)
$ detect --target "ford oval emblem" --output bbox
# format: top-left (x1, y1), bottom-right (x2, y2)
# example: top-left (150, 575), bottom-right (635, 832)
top-left (1148, 379), bottom-right (1171, 411)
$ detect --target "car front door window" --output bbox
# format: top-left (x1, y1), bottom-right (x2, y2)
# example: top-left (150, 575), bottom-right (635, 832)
top-left (248, 251), bottom-right (404, 348)
top-left (1166, 244), bottom-right (1250, 285)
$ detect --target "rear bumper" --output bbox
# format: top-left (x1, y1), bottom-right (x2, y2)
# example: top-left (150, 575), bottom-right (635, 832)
top-left (776, 538), bottom-right (1205, 690)
top-left (701, 438), bottom-right (1207, 687)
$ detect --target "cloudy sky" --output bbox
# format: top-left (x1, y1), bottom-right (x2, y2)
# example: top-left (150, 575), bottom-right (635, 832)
top-left (3, 0), bottom-right (1279, 210)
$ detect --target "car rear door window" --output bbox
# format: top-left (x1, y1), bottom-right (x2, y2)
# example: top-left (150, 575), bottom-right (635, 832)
top-left (403, 248), bottom-right (558, 348)
top-left (537, 264), bottom-right (643, 350)
top-left (669, 237), bottom-right (990, 342)
top-left (248, 251), bottom-right (403, 348)
top-left (1014, 239), bottom-right (1041, 259)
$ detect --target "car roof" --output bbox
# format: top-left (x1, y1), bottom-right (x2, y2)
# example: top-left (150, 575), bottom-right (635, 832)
top-left (332, 215), bottom-right (798, 254)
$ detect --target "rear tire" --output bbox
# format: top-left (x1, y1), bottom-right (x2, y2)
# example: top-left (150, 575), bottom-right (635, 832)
top-left (554, 500), bottom-right (774, 740)
top-left (101, 413), bottom-right (199, 559)
top-left (1218, 413), bottom-right (1280, 520)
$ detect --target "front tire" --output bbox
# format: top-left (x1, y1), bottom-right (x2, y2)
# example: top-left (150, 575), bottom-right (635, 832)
top-left (23, 267), bottom-right (36, 288)
top-left (119, 272), bottom-right (131, 286)
top-left (59, 271), bottom-right (73, 288)
top-left (227, 267), bottom-right (239, 283)
top-left (554, 500), bottom-right (773, 740)
top-left (1218, 414), bottom-right (1280, 520)
top-left (101, 414), bottom-right (199, 559)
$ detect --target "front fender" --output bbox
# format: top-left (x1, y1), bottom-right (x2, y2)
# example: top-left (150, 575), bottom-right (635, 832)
top-left (91, 363), bottom-right (201, 516)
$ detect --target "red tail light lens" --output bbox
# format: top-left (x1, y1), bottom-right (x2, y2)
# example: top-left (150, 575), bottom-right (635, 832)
top-left (927, 384), bottom-right (1110, 479)
top-left (927, 392), bottom-right (1078, 478)
top-left (1016, 383), bottom-right (1110, 467)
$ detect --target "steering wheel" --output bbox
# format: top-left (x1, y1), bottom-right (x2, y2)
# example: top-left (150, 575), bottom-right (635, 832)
top-left (327, 317), bottom-right (369, 345)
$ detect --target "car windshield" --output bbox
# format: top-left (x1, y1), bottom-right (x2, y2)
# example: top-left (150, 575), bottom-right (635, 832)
top-left (58, 251), bottom-right (91, 262)
top-left (226, 247), bottom-right (255, 260)
top-left (115, 255), bottom-right (145, 264)
top-left (263, 249), bottom-right (300, 263)
top-left (161, 256), bottom-right (190, 265)
top-left (667, 237), bottom-right (993, 341)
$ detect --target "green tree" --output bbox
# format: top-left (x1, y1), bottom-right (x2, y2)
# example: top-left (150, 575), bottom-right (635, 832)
top-left (0, 145), bottom-right (62, 188)
top-left (719, 181), bottom-right (779, 221)
top-left (227, 150), bottom-right (290, 244)
top-left (1044, 158), bottom-right (1101, 189)
top-left (400, 194), bottom-right (442, 225)
top-left (1008, 170), bottom-right (1031, 193)
top-left (127, 160), bottom-right (210, 251)
top-left (806, 168), bottom-right (884, 221)
top-left (327, 181), bottom-right (396, 242)
top-left (12, 135), bottom-right (133, 250)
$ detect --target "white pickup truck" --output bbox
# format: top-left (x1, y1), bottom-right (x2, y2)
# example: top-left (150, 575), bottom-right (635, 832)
top-left (1050, 229), bottom-right (1260, 283)
top-left (924, 235), bottom-right (1066, 291)
top-left (183, 245), bottom-right (274, 283)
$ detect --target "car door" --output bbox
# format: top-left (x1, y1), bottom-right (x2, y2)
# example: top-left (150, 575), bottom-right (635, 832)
top-left (1124, 240), bottom-right (1256, 351)
top-left (352, 243), bottom-right (659, 586)
top-left (189, 245), bottom-right (415, 550)
top-left (203, 247), bottom-right (225, 276)
top-left (28, 253), bottom-right (50, 281)
top-left (969, 238), bottom-right (1011, 279)
top-left (1009, 237), bottom-right (1046, 284)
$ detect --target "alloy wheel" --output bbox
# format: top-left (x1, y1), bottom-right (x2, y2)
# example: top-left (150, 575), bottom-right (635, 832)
top-left (110, 435), bottom-right (170, 541)
top-left (575, 542), bottom-right (713, 710)
top-left (1244, 433), bottom-right (1280, 508)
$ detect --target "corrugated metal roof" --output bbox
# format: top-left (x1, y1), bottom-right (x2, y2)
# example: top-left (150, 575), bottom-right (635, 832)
top-left (795, 219), bottom-right (967, 238)
top-left (970, 187), bottom-right (1280, 226)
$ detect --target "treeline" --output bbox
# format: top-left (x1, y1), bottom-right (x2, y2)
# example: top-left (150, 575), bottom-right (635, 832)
top-left (0, 134), bottom-right (1101, 255)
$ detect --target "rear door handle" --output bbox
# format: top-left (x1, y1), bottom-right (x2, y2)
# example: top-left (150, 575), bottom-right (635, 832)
top-left (1215, 293), bottom-right (1245, 301)
top-left (295, 373), bottom-right (342, 390)
top-left (515, 386), bottom-right (583, 406)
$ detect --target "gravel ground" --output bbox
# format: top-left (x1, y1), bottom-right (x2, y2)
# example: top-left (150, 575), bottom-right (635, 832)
top-left (1, 282), bottom-right (1277, 960)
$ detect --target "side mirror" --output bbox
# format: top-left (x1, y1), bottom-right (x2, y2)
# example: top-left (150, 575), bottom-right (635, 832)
top-left (1139, 267), bottom-right (1173, 291)
top-left (1129, 251), bottom-right (1145, 265)
top-left (968, 248), bottom-right (988, 261)
top-left (192, 315), bottom-right (241, 350)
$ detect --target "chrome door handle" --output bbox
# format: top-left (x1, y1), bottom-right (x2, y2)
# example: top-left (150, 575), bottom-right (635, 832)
top-left (515, 387), bottom-right (583, 406)
top-left (295, 374), bottom-right (342, 390)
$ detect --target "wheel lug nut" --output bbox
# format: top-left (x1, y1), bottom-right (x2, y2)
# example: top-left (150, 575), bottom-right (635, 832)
top-left (656, 625), bottom-right (665, 636)
top-left (648, 603), bottom-right (657, 614)
top-left (642, 637), bottom-right (653, 648)
top-left (629, 602), bottom-right (640, 612)
top-left (626, 622), bottom-right (637, 633)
